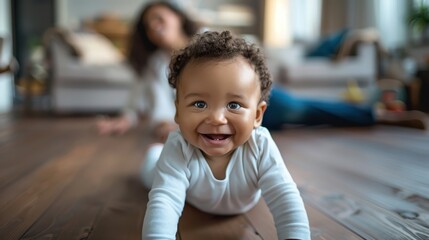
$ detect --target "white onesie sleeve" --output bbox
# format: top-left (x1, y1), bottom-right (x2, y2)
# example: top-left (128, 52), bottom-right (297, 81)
top-left (256, 128), bottom-right (310, 240)
top-left (141, 133), bottom-right (191, 240)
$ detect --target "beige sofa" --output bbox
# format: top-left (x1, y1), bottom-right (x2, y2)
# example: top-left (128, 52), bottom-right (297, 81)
top-left (48, 30), bottom-right (134, 113)
top-left (265, 29), bottom-right (381, 103)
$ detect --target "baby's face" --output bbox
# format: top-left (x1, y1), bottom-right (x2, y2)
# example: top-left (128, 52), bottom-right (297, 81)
top-left (175, 56), bottom-right (266, 161)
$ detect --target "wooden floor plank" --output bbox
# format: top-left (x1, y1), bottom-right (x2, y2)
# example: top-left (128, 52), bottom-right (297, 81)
top-left (0, 130), bottom-right (81, 191)
top-left (278, 131), bottom-right (429, 199)
top-left (243, 198), bottom-right (364, 240)
top-left (86, 135), bottom-right (150, 240)
top-left (178, 203), bottom-right (262, 240)
top-left (0, 144), bottom-right (98, 240)
top-left (243, 199), bottom-right (277, 240)
top-left (271, 128), bottom-right (429, 240)
top-left (300, 185), bottom-right (429, 240)
top-left (0, 118), bottom-right (63, 147)
top-left (20, 135), bottom-right (146, 240)
top-left (86, 176), bottom-right (148, 240)
top-left (0, 118), bottom-right (100, 191)
top-left (304, 203), bottom-right (362, 240)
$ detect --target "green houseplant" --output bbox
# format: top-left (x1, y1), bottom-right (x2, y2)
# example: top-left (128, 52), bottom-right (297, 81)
top-left (409, 2), bottom-right (429, 42)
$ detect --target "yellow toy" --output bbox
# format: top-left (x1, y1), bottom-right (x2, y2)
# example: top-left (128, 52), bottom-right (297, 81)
top-left (342, 80), bottom-right (365, 103)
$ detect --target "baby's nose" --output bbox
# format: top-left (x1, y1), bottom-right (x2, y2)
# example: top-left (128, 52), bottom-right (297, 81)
top-left (206, 109), bottom-right (227, 125)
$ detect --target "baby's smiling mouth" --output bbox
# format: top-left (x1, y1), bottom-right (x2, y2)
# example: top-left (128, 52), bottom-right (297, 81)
top-left (202, 134), bottom-right (231, 141)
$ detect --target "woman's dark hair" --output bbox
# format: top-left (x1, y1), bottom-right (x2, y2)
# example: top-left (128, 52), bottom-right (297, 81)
top-left (169, 31), bottom-right (272, 102)
top-left (127, 1), bottom-right (199, 76)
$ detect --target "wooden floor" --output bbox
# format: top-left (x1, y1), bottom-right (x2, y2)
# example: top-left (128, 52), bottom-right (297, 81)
top-left (1, 115), bottom-right (428, 240)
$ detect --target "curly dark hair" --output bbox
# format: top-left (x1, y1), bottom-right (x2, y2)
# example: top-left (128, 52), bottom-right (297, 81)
top-left (168, 31), bottom-right (272, 102)
top-left (127, 1), bottom-right (199, 77)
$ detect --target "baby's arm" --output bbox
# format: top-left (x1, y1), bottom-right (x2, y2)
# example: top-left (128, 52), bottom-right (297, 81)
top-left (141, 134), bottom-right (190, 239)
top-left (256, 129), bottom-right (310, 240)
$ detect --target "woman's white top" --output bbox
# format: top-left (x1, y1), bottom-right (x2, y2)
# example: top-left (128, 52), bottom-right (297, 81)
top-left (123, 50), bottom-right (176, 127)
top-left (142, 127), bottom-right (310, 240)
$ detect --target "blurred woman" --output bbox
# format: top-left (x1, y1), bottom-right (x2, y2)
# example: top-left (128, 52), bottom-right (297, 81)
top-left (97, 1), bottom-right (198, 140)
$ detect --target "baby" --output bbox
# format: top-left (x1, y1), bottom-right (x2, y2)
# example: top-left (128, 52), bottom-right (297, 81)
top-left (141, 30), bottom-right (310, 240)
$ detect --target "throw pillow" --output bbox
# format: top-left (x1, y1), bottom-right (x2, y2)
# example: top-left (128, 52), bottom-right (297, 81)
top-left (306, 29), bottom-right (350, 58)
top-left (68, 31), bottom-right (124, 65)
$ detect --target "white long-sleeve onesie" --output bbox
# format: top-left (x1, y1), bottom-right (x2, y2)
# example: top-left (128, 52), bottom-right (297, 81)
top-left (142, 127), bottom-right (310, 240)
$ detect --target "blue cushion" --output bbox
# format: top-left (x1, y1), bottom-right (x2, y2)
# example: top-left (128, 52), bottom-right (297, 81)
top-left (306, 29), bottom-right (349, 58)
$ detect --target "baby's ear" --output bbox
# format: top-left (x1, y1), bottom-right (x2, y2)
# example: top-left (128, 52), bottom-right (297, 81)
top-left (174, 100), bottom-right (179, 124)
top-left (254, 101), bottom-right (267, 128)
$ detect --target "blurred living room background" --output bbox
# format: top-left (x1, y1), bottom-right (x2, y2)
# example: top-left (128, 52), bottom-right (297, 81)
top-left (1, 0), bottom-right (429, 116)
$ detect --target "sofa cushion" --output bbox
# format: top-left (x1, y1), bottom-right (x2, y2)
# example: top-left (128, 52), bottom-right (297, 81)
top-left (306, 29), bottom-right (349, 58)
top-left (67, 31), bottom-right (124, 65)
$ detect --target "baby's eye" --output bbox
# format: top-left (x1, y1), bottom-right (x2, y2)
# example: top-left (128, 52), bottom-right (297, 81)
top-left (193, 101), bottom-right (207, 109)
top-left (227, 102), bottom-right (241, 110)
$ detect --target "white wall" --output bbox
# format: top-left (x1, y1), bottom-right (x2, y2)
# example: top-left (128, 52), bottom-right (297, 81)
top-left (291, 0), bottom-right (321, 42)
top-left (56, 0), bottom-right (154, 28)
top-left (0, 0), bottom-right (13, 113)
top-left (375, 0), bottom-right (409, 50)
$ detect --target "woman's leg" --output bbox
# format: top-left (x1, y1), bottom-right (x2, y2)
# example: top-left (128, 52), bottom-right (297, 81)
top-left (140, 143), bottom-right (164, 189)
top-left (263, 87), bottom-right (376, 130)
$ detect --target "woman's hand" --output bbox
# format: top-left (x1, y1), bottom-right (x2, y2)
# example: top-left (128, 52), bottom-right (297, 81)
top-left (154, 121), bottom-right (178, 143)
top-left (96, 116), bottom-right (133, 135)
